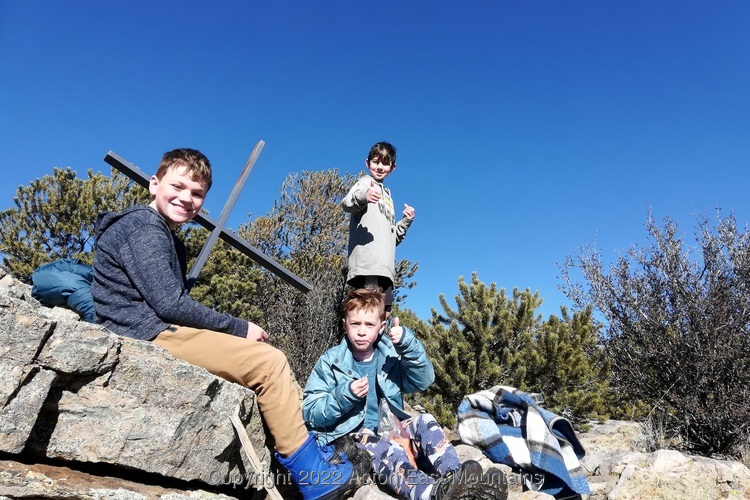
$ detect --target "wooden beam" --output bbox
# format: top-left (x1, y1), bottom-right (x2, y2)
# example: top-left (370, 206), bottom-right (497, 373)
top-left (103, 150), bottom-right (311, 293)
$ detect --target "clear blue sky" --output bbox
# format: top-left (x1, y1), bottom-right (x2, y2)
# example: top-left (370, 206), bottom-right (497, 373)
top-left (2, 1), bottom-right (749, 322)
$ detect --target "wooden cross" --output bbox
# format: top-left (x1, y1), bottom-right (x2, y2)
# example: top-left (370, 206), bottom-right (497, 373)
top-left (103, 141), bottom-right (311, 293)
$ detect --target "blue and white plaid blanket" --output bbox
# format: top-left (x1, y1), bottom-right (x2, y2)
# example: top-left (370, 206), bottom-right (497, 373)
top-left (456, 385), bottom-right (590, 498)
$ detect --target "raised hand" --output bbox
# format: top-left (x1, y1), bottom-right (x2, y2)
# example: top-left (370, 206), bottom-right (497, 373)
top-left (366, 179), bottom-right (382, 204)
top-left (350, 376), bottom-right (369, 398)
top-left (388, 317), bottom-right (404, 345)
top-left (403, 203), bottom-right (415, 219)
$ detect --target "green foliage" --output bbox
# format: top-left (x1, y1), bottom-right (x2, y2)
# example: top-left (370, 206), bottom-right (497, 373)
top-left (410, 273), bottom-right (612, 428)
top-left (394, 258), bottom-right (419, 304)
top-left (426, 274), bottom-right (536, 410)
top-left (561, 210), bottom-right (750, 457)
top-left (523, 307), bottom-right (612, 422)
top-left (0, 167), bottom-right (149, 282)
top-left (185, 227), bottom-right (263, 324)
top-left (242, 169), bottom-right (347, 381)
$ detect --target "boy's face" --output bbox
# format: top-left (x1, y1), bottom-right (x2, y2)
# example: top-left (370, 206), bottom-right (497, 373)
top-left (366, 157), bottom-right (395, 182)
top-left (343, 307), bottom-right (385, 356)
top-left (149, 165), bottom-right (208, 230)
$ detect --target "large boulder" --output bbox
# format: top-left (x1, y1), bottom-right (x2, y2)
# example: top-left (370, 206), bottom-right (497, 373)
top-left (0, 271), bottom-right (269, 492)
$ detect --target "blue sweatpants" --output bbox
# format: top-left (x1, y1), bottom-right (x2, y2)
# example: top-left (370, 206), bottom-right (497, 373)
top-left (354, 413), bottom-right (461, 500)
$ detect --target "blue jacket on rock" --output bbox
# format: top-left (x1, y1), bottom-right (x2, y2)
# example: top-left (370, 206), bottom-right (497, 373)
top-left (31, 258), bottom-right (95, 322)
top-left (303, 325), bottom-right (434, 445)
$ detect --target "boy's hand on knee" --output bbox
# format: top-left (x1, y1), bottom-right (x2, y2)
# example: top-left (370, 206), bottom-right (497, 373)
top-left (388, 317), bottom-right (403, 345)
top-left (246, 322), bottom-right (269, 342)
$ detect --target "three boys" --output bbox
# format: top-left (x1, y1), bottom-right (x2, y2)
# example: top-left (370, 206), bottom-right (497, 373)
top-left (92, 144), bottom-right (502, 499)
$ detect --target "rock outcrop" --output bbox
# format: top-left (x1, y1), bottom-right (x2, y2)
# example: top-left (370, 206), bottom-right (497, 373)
top-left (0, 268), bottom-right (269, 498)
top-left (576, 420), bottom-right (750, 499)
top-left (1, 267), bottom-right (749, 499)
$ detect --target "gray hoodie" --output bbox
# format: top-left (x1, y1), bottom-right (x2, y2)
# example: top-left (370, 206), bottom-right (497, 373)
top-left (341, 175), bottom-right (413, 284)
top-left (91, 205), bottom-right (247, 341)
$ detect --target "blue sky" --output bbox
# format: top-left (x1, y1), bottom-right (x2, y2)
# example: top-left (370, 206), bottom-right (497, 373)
top-left (1, 1), bottom-right (749, 322)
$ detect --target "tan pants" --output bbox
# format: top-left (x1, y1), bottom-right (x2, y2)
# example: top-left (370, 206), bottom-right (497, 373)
top-left (153, 326), bottom-right (308, 456)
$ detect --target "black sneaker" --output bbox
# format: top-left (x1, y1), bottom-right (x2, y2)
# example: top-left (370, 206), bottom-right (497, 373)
top-left (482, 467), bottom-right (508, 500)
top-left (332, 435), bottom-right (373, 485)
top-left (431, 460), bottom-right (508, 500)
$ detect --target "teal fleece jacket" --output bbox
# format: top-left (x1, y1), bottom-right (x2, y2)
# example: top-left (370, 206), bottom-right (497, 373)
top-left (91, 205), bottom-right (247, 340)
top-left (303, 325), bottom-right (434, 445)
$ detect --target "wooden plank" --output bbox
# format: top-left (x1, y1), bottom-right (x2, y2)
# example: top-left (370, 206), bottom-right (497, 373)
top-left (103, 150), bottom-right (311, 293)
top-left (229, 407), bottom-right (284, 500)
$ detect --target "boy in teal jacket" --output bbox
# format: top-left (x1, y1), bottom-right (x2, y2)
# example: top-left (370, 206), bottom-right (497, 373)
top-left (304, 288), bottom-right (506, 500)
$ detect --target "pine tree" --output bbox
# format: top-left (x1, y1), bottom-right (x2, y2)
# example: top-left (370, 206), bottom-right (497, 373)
top-left (0, 167), bottom-right (149, 281)
top-left (522, 307), bottom-right (612, 422)
top-left (415, 273), bottom-right (539, 426)
top-left (410, 273), bottom-right (612, 428)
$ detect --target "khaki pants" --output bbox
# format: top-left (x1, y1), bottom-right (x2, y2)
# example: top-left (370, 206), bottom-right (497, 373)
top-left (153, 326), bottom-right (308, 456)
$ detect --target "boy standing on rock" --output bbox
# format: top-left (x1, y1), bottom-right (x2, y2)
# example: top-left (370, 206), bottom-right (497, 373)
top-left (91, 148), bottom-right (355, 500)
top-left (342, 141), bottom-right (415, 316)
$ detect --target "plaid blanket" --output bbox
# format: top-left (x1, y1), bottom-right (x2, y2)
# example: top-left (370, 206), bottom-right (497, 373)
top-left (456, 386), bottom-right (590, 498)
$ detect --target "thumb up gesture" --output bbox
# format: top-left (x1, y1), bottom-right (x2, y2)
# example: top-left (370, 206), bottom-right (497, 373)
top-left (388, 317), bottom-right (404, 345)
top-left (402, 203), bottom-right (415, 219)
top-left (366, 179), bottom-right (382, 204)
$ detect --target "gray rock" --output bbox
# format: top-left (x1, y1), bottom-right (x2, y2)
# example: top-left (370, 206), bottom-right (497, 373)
top-left (36, 320), bottom-right (119, 375)
top-left (2, 274), bottom-right (750, 500)
top-left (0, 458), bottom-right (237, 499)
top-left (0, 363), bottom-right (56, 453)
top-left (581, 421), bottom-right (750, 499)
top-left (0, 279), bottom-right (271, 491)
top-left (0, 304), bottom-right (55, 364)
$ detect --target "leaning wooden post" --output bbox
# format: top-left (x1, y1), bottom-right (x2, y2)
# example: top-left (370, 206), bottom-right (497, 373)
top-left (186, 141), bottom-right (264, 290)
top-left (230, 406), bottom-right (284, 500)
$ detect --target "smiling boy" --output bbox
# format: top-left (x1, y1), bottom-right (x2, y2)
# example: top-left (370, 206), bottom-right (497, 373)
top-left (91, 148), bottom-right (355, 500)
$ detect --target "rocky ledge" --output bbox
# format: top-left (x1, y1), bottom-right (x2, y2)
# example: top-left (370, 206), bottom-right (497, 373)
top-left (0, 268), bottom-right (748, 499)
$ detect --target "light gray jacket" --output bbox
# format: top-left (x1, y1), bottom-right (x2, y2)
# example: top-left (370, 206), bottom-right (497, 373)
top-left (341, 175), bottom-right (412, 284)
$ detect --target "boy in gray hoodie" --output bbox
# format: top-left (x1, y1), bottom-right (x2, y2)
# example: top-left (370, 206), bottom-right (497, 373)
top-left (92, 148), bottom-right (354, 500)
top-left (342, 141), bottom-right (415, 315)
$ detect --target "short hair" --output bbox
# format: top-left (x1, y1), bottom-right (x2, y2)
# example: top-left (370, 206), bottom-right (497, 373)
top-left (342, 287), bottom-right (386, 321)
top-left (155, 148), bottom-right (213, 191)
top-left (367, 141), bottom-right (397, 166)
